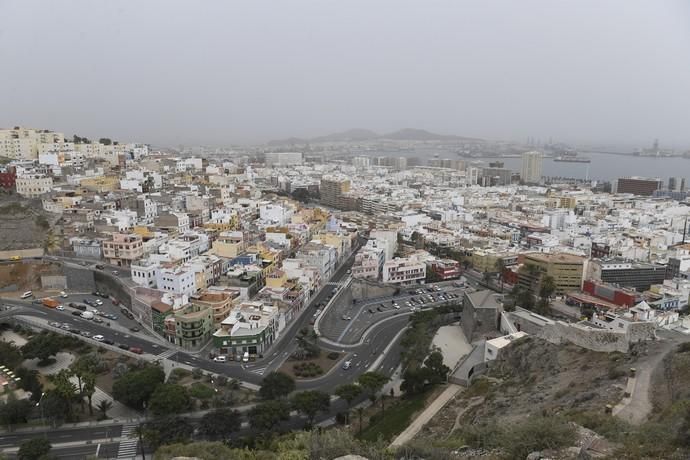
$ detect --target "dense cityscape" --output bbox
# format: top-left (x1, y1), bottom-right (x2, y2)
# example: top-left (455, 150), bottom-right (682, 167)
top-left (0, 125), bottom-right (689, 459)
top-left (3, 1), bottom-right (690, 459)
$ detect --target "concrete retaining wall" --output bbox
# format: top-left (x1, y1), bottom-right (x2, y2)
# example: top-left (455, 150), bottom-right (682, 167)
top-left (0, 248), bottom-right (43, 259)
top-left (41, 275), bottom-right (67, 290)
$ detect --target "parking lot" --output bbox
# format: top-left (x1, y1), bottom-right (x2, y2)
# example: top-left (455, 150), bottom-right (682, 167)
top-left (319, 282), bottom-right (466, 344)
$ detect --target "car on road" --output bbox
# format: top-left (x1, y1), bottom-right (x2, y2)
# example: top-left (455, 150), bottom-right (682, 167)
top-left (56, 305), bottom-right (65, 311)
top-left (93, 335), bottom-right (104, 342)
top-left (70, 329), bottom-right (81, 335)
top-left (376, 307), bottom-right (382, 312)
top-left (103, 339), bottom-right (114, 345)
top-left (341, 315), bottom-right (352, 320)
top-left (20, 291), bottom-right (33, 299)
top-left (48, 321), bottom-right (61, 327)
top-left (71, 310), bottom-right (81, 316)
top-left (368, 308), bottom-right (374, 314)
top-left (80, 331), bottom-right (91, 337)
top-left (112, 270), bottom-right (119, 275)
top-left (129, 327), bottom-right (140, 332)
top-left (117, 344), bottom-right (129, 350)
top-left (105, 313), bottom-right (118, 320)
top-left (60, 291), bottom-right (68, 298)
top-left (95, 264), bottom-right (105, 270)
top-left (60, 323), bottom-right (70, 329)
top-left (213, 355), bottom-right (227, 363)
top-left (342, 360), bottom-right (352, 370)
top-left (129, 347), bottom-right (143, 354)
top-left (394, 304), bottom-right (400, 309)
top-left (93, 318), bottom-right (104, 324)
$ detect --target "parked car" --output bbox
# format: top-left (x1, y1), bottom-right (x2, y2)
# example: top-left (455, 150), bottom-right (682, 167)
top-left (56, 305), bottom-right (65, 311)
top-left (129, 327), bottom-right (140, 333)
top-left (20, 291), bottom-right (33, 299)
top-left (71, 310), bottom-right (81, 316)
top-left (60, 291), bottom-right (68, 298)
top-left (129, 347), bottom-right (143, 354)
top-left (93, 318), bottom-right (104, 324)
top-left (341, 315), bottom-right (352, 321)
top-left (213, 355), bottom-right (227, 363)
top-left (117, 344), bottom-right (129, 350)
top-left (95, 264), bottom-right (105, 270)
top-left (70, 329), bottom-right (81, 335)
top-left (80, 331), bottom-right (91, 337)
top-left (92, 335), bottom-right (104, 342)
top-left (103, 339), bottom-right (114, 345)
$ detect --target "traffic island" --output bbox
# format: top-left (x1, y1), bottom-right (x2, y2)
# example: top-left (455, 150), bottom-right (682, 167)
top-left (278, 350), bottom-right (342, 380)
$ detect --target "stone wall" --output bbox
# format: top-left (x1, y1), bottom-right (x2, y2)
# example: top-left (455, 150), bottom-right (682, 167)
top-left (0, 248), bottom-right (43, 259)
top-left (63, 265), bottom-right (96, 292)
top-left (41, 275), bottom-right (67, 290)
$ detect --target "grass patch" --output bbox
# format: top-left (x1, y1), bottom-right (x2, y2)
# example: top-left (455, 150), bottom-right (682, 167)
top-left (358, 390), bottom-right (431, 442)
top-left (189, 382), bottom-right (215, 400)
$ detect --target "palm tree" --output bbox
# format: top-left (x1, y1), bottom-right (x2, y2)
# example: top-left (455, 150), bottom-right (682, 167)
top-left (96, 400), bottom-right (112, 418)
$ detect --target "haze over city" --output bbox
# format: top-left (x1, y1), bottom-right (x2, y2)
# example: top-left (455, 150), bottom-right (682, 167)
top-left (2, 0), bottom-right (690, 147)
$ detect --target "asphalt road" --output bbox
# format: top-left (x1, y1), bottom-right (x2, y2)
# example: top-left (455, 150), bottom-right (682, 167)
top-left (319, 283), bottom-right (465, 344)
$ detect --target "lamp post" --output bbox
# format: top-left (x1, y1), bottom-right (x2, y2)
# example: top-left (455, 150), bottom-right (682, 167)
top-left (35, 392), bottom-right (46, 436)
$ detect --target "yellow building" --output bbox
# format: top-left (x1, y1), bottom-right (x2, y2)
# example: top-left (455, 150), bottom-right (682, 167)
top-left (518, 252), bottom-right (585, 295)
top-left (471, 250), bottom-right (501, 273)
top-left (79, 176), bottom-right (119, 193)
top-left (266, 269), bottom-right (287, 289)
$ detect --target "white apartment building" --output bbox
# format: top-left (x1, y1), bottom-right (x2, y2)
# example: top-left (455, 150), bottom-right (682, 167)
top-left (0, 128), bottom-right (64, 160)
top-left (382, 257), bottom-right (427, 285)
top-left (131, 259), bottom-right (161, 288)
top-left (156, 265), bottom-right (197, 295)
top-left (352, 246), bottom-right (384, 280)
top-left (259, 203), bottom-right (294, 226)
top-left (521, 151), bottom-right (543, 184)
top-left (369, 230), bottom-right (398, 261)
top-left (15, 175), bottom-right (53, 198)
top-left (264, 152), bottom-right (303, 166)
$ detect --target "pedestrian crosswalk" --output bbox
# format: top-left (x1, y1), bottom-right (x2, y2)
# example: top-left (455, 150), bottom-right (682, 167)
top-left (245, 365), bottom-right (268, 375)
top-left (117, 424), bottom-right (139, 459)
top-left (156, 348), bottom-right (177, 359)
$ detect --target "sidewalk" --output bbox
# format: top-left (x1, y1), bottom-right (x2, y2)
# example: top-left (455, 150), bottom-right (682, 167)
top-left (389, 384), bottom-right (462, 447)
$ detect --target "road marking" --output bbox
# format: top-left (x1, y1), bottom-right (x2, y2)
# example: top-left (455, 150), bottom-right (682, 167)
top-left (246, 366), bottom-right (268, 375)
top-left (116, 424), bottom-right (139, 459)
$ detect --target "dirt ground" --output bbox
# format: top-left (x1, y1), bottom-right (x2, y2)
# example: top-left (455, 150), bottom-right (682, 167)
top-left (0, 262), bottom-right (63, 292)
top-left (419, 337), bottom-right (639, 440)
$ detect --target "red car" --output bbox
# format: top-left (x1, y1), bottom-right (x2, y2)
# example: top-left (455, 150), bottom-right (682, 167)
top-left (129, 347), bottom-right (143, 354)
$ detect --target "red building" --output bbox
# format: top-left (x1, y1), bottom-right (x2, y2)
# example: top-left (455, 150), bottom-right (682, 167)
top-left (582, 279), bottom-right (640, 308)
top-left (429, 259), bottom-right (461, 280)
top-left (0, 167), bottom-right (16, 191)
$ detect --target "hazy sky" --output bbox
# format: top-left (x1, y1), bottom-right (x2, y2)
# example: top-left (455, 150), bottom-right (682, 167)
top-left (2, 1), bottom-right (690, 147)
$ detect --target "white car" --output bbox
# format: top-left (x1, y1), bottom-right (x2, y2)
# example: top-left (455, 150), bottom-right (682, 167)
top-left (60, 291), bottom-right (68, 298)
top-left (95, 299), bottom-right (103, 306)
top-left (342, 360), bottom-right (352, 370)
top-left (213, 355), bottom-right (227, 363)
top-left (393, 304), bottom-right (401, 309)
top-left (56, 305), bottom-right (65, 311)
top-left (92, 335), bottom-right (104, 342)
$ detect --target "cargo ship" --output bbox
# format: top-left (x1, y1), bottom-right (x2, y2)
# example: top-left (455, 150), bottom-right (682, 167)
top-left (553, 152), bottom-right (591, 163)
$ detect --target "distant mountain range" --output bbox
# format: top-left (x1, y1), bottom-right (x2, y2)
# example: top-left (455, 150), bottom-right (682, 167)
top-left (267, 128), bottom-right (483, 146)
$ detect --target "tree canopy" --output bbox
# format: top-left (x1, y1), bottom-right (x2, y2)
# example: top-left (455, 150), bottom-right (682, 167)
top-left (17, 438), bottom-right (51, 460)
top-left (335, 383), bottom-right (362, 407)
top-left (248, 400), bottom-right (290, 431)
top-left (148, 383), bottom-right (192, 416)
top-left (259, 372), bottom-right (295, 400)
top-left (112, 365), bottom-right (165, 410)
top-left (199, 408), bottom-right (241, 440)
top-left (357, 372), bottom-right (389, 398)
top-left (21, 332), bottom-right (63, 364)
top-left (291, 390), bottom-right (330, 427)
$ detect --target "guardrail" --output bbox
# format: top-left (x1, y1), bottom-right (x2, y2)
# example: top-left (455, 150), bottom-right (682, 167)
top-left (313, 276), bottom-right (352, 336)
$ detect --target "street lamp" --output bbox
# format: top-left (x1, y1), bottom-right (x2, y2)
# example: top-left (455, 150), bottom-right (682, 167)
top-left (35, 392), bottom-right (46, 436)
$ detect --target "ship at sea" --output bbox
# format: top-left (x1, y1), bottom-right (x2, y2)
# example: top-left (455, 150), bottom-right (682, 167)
top-left (553, 151), bottom-right (591, 163)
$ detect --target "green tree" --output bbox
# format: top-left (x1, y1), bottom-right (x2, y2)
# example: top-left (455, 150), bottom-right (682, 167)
top-left (291, 390), bottom-right (330, 427)
top-left (21, 332), bottom-right (62, 365)
top-left (41, 391), bottom-right (68, 425)
top-left (0, 393), bottom-right (33, 428)
top-left (14, 367), bottom-right (42, 402)
top-left (199, 408), bottom-right (241, 441)
top-left (96, 400), bottom-right (112, 419)
top-left (335, 384), bottom-right (362, 424)
top-left (357, 372), bottom-right (389, 402)
top-left (82, 372), bottom-right (96, 415)
top-left (17, 438), bottom-right (51, 460)
top-left (52, 369), bottom-right (77, 417)
top-left (139, 416), bottom-right (194, 450)
top-left (294, 328), bottom-right (320, 359)
top-left (424, 350), bottom-right (450, 384)
top-left (148, 383), bottom-right (192, 416)
top-left (248, 400), bottom-right (290, 432)
top-left (98, 138), bottom-right (112, 145)
top-left (259, 372), bottom-right (295, 400)
top-left (0, 341), bottom-right (22, 369)
top-left (539, 275), bottom-right (557, 300)
top-left (400, 367), bottom-right (433, 396)
top-left (112, 365), bottom-right (165, 410)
